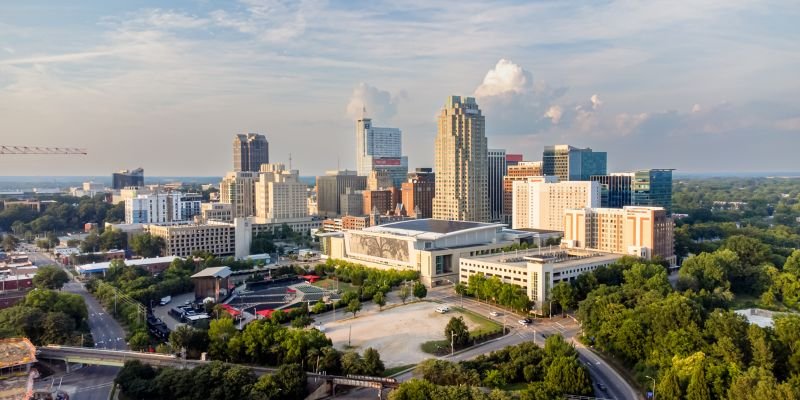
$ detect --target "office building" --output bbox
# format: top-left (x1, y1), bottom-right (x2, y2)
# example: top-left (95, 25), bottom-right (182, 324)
top-left (542, 145), bottom-right (607, 181)
top-left (488, 149), bottom-right (507, 222)
top-left (432, 96), bottom-right (489, 222)
top-left (512, 177), bottom-right (600, 231)
top-left (402, 168), bottom-right (435, 219)
top-left (233, 133), bottom-right (269, 172)
top-left (590, 169), bottom-right (673, 214)
top-left (460, 248), bottom-right (622, 315)
top-left (254, 163), bottom-right (309, 224)
top-left (502, 161), bottom-right (543, 224)
top-left (220, 171), bottom-right (258, 218)
top-left (316, 170), bottom-right (367, 217)
top-left (112, 168), bottom-right (144, 189)
top-left (125, 193), bottom-right (201, 224)
top-left (200, 202), bottom-right (232, 222)
top-left (340, 188), bottom-right (364, 216)
top-left (367, 170), bottom-right (394, 190)
top-left (363, 188), bottom-right (400, 216)
top-left (326, 219), bottom-right (534, 286)
top-left (563, 206), bottom-right (675, 265)
top-left (355, 117), bottom-right (409, 188)
top-left (147, 219), bottom-right (251, 259)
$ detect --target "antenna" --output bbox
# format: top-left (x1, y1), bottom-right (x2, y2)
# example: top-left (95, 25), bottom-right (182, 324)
top-left (362, 104), bottom-right (366, 119)
top-left (289, 153), bottom-right (292, 170)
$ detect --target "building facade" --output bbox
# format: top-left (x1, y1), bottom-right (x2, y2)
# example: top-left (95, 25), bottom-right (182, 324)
top-left (316, 170), bottom-right (367, 217)
top-left (233, 133), bottom-right (269, 172)
top-left (542, 145), bottom-right (607, 181)
top-left (432, 96), bottom-right (489, 222)
top-left (488, 149), bottom-right (507, 222)
top-left (254, 163), bottom-right (309, 224)
top-left (112, 168), bottom-right (144, 189)
top-left (355, 117), bottom-right (408, 188)
top-left (590, 169), bottom-right (673, 214)
top-left (200, 202), bottom-right (233, 222)
top-left (502, 161), bottom-right (543, 224)
top-left (220, 171), bottom-right (258, 218)
top-left (340, 189), bottom-right (364, 216)
top-left (125, 192), bottom-right (201, 224)
top-left (562, 206), bottom-right (676, 265)
top-left (401, 168), bottom-right (435, 219)
top-left (512, 177), bottom-right (600, 231)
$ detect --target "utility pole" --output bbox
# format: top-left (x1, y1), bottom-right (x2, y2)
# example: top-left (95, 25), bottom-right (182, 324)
top-left (451, 331), bottom-right (456, 356)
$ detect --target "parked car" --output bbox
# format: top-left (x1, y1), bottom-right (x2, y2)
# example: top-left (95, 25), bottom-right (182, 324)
top-left (435, 306), bottom-right (450, 314)
top-left (159, 296), bottom-right (171, 306)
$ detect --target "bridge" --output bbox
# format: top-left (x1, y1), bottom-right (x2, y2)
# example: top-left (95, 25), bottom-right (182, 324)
top-left (37, 345), bottom-right (398, 397)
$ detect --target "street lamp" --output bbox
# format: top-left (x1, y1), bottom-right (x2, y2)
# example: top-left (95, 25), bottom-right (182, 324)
top-left (450, 331), bottom-right (457, 356)
top-left (646, 375), bottom-right (657, 400)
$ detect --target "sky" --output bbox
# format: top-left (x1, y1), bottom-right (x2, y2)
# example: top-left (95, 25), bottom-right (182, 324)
top-left (0, 0), bottom-right (798, 177)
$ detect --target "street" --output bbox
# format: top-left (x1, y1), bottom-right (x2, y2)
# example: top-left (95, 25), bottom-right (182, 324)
top-left (23, 245), bottom-right (125, 400)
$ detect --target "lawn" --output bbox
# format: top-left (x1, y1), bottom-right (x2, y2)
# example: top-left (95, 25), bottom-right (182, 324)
top-left (383, 364), bottom-right (416, 377)
top-left (420, 339), bottom-right (451, 355)
top-left (453, 307), bottom-right (503, 338)
top-left (311, 278), bottom-right (358, 293)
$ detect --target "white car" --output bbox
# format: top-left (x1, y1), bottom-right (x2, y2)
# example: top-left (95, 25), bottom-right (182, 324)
top-left (314, 324), bottom-right (326, 332)
top-left (518, 318), bottom-right (532, 326)
top-left (489, 311), bottom-right (500, 317)
top-left (435, 306), bottom-right (450, 314)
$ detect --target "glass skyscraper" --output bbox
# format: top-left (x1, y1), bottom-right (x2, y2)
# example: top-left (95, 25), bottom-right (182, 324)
top-left (542, 144), bottom-right (607, 181)
top-left (591, 169), bottom-right (673, 214)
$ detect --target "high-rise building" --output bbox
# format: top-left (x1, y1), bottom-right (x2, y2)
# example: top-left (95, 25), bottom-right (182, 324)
top-left (355, 117), bottom-right (408, 188)
top-left (233, 133), bottom-right (269, 172)
top-left (402, 168), bottom-right (435, 219)
top-left (112, 168), bottom-right (144, 189)
top-left (506, 154), bottom-right (523, 167)
top-left (512, 177), bottom-right (600, 231)
top-left (542, 145), bottom-right (607, 181)
top-left (340, 188), bottom-right (364, 216)
top-left (125, 192), bottom-right (201, 224)
top-left (563, 206), bottom-right (675, 265)
top-left (590, 169), bottom-right (673, 214)
top-left (502, 161), bottom-right (543, 224)
top-left (366, 170), bottom-right (394, 191)
top-left (432, 96), bottom-right (489, 222)
top-left (254, 163), bottom-right (309, 224)
top-left (488, 149), bottom-right (507, 222)
top-left (220, 171), bottom-right (258, 218)
top-left (316, 170), bottom-right (367, 217)
top-left (362, 188), bottom-right (399, 216)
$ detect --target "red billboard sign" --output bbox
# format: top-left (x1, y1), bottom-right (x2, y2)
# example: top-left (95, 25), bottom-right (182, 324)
top-left (373, 158), bottom-right (402, 166)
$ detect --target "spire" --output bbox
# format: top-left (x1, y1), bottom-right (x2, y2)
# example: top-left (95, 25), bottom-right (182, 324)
top-left (362, 104), bottom-right (367, 119)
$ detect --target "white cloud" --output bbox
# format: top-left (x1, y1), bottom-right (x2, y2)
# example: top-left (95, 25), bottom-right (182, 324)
top-left (544, 105), bottom-right (563, 124)
top-left (591, 94), bottom-right (602, 110)
top-left (691, 103), bottom-right (702, 113)
top-left (474, 59), bottom-right (533, 97)
top-left (345, 83), bottom-right (402, 121)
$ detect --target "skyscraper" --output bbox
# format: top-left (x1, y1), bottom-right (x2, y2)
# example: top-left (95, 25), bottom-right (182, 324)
top-left (511, 177), bottom-right (600, 231)
top-left (542, 144), bottom-right (607, 181)
top-left (432, 96), bottom-right (489, 222)
top-left (112, 168), bottom-right (144, 189)
top-left (488, 149), bottom-right (507, 222)
top-left (316, 170), bottom-right (367, 217)
top-left (254, 163), bottom-right (309, 223)
top-left (402, 168), bottom-right (435, 218)
top-left (220, 171), bottom-right (258, 218)
top-left (233, 133), bottom-right (269, 172)
top-left (355, 116), bottom-right (408, 188)
top-left (590, 169), bottom-right (673, 214)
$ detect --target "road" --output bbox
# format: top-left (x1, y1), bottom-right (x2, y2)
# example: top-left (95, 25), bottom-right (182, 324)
top-left (23, 244), bottom-right (125, 400)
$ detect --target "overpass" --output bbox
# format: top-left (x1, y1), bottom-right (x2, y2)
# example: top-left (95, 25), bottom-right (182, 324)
top-left (37, 345), bottom-right (398, 396)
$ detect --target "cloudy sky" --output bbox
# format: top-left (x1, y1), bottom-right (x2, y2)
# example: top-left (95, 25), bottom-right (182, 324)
top-left (1, 0), bottom-right (798, 176)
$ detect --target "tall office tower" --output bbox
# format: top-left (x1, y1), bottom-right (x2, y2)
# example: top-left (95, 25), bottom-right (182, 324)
top-left (502, 161), bottom-right (543, 224)
top-left (563, 206), bottom-right (675, 265)
top-left (254, 163), bottom-right (309, 223)
top-left (432, 96), bottom-right (489, 222)
top-left (506, 154), bottom-right (523, 167)
top-left (233, 133), bottom-right (269, 172)
top-left (590, 169), bottom-right (673, 214)
top-left (316, 170), bottom-right (367, 217)
top-left (355, 116), bottom-right (409, 188)
top-left (366, 170), bottom-right (394, 191)
top-left (512, 177), bottom-right (600, 231)
top-left (488, 149), bottom-right (507, 222)
top-left (125, 192), bottom-right (200, 224)
top-left (402, 168), bottom-right (435, 218)
top-left (112, 168), bottom-right (144, 189)
top-left (542, 144), bottom-right (607, 181)
top-left (220, 171), bottom-right (258, 218)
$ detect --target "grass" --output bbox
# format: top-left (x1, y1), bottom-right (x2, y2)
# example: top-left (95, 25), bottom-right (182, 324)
top-left (383, 364), bottom-right (416, 377)
top-left (311, 278), bottom-right (358, 293)
top-left (452, 307), bottom-right (503, 338)
top-left (420, 339), bottom-right (451, 355)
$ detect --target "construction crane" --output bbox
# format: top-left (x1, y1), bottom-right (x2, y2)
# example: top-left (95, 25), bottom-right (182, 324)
top-left (0, 145), bottom-right (87, 155)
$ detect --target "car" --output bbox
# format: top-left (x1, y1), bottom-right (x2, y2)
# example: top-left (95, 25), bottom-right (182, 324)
top-left (540, 333), bottom-right (548, 339)
top-left (489, 311), bottom-right (500, 317)
top-left (518, 319), bottom-right (531, 326)
top-left (314, 324), bottom-right (326, 332)
top-left (435, 306), bottom-right (450, 314)
top-left (597, 383), bottom-right (608, 393)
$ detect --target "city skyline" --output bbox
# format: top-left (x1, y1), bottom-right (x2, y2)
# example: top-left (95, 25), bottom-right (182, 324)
top-left (1, 1), bottom-right (799, 177)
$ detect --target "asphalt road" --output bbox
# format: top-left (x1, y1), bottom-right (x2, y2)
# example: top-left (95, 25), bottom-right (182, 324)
top-left (24, 245), bottom-right (125, 400)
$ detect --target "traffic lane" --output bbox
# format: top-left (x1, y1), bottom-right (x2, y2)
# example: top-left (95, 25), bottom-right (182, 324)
top-left (577, 347), bottom-right (639, 400)
top-left (37, 365), bottom-right (117, 400)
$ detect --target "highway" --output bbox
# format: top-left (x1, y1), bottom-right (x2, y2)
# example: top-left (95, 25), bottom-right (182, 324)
top-left (23, 244), bottom-right (124, 400)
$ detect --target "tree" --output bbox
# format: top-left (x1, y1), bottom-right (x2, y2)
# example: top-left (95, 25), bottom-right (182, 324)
top-left (128, 331), bottom-right (150, 351)
top-left (208, 318), bottom-right (238, 361)
top-left (251, 363), bottom-right (306, 400)
top-left (32, 265), bottom-right (70, 290)
top-left (373, 291), bottom-right (386, 310)
top-left (550, 282), bottom-right (576, 316)
top-left (399, 285), bottom-right (411, 304)
top-left (785, 250), bottom-right (800, 276)
top-left (348, 299), bottom-right (362, 318)
top-left (658, 368), bottom-right (683, 400)
top-left (1, 234), bottom-right (19, 251)
top-left (363, 347), bottom-right (385, 376)
top-left (686, 365), bottom-right (710, 400)
top-left (413, 281), bottom-right (427, 300)
top-left (445, 316), bottom-right (470, 349)
top-left (130, 233), bottom-right (165, 258)
top-left (115, 360), bottom-right (157, 399)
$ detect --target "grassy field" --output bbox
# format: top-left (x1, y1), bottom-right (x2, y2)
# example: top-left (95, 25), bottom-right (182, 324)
top-left (420, 339), bottom-right (451, 355)
top-left (383, 364), bottom-right (416, 377)
top-left (453, 307), bottom-right (503, 338)
top-left (311, 278), bottom-right (358, 293)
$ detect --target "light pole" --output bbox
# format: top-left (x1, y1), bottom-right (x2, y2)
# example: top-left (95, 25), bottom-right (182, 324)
top-left (646, 375), bottom-right (656, 400)
top-left (450, 331), bottom-right (456, 356)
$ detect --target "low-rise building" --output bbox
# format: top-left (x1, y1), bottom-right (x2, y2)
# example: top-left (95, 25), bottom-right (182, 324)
top-left (75, 256), bottom-right (179, 276)
top-left (191, 266), bottom-right (232, 302)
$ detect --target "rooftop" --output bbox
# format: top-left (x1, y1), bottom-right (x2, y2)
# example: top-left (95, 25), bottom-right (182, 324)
top-left (76, 256), bottom-right (179, 273)
top-left (368, 219), bottom-right (502, 235)
top-left (464, 247), bottom-right (622, 269)
top-left (0, 338), bottom-right (36, 369)
top-left (191, 266), bottom-right (232, 279)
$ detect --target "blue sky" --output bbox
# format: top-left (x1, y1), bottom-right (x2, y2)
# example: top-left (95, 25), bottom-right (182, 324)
top-left (1, 0), bottom-right (798, 176)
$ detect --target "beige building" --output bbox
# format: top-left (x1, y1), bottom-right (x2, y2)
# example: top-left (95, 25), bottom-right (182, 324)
top-left (502, 161), bottom-right (542, 223)
top-left (146, 219), bottom-right (251, 259)
top-left (200, 202), bottom-right (233, 222)
top-left (562, 206), bottom-right (676, 265)
top-left (512, 177), bottom-right (600, 231)
top-left (432, 96), bottom-right (489, 222)
top-left (460, 248), bottom-right (622, 314)
top-left (220, 171), bottom-right (258, 218)
top-left (254, 163), bottom-right (309, 224)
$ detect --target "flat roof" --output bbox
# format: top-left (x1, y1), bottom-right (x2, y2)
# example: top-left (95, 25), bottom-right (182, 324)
top-left (463, 248), bottom-right (621, 268)
top-left (76, 256), bottom-right (179, 273)
top-left (375, 219), bottom-right (496, 234)
top-left (191, 266), bottom-right (231, 279)
top-left (0, 338), bottom-right (36, 369)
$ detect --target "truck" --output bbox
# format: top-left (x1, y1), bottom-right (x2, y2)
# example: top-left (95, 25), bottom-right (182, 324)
top-left (159, 296), bottom-right (172, 306)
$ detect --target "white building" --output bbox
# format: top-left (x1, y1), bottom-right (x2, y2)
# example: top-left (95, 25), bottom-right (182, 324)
top-left (512, 177), bottom-right (600, 232)
top-left (355, 116), bottom-right (408, 187)
top-left (125, 193), bottom-right (201, 224)
top-left (254, 163), bottom-right (310, 224)
top-left (220, 171), bottom-right (259, 218)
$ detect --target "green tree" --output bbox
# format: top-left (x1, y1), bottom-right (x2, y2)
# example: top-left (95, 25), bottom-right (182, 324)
top-left (784, 250), bottom-right (800, 275)
top-left (32, 265), bottom-right (70, 290)
top-left (363, 347), bottom-right (385, 376)
top-left (347, 299), bottom-right (362, 318)
top-left (373, 291), bottom-right (386, 310)
top-left (130, 233), bottom-right (166, 258)
top-left (1, 234), bottom-right (19, 251)
top-left (686, 365), bottom-right (710, 400)
top-left (208, 318), bottom-right (238, 361)
top-left (445, 316), bottom-right (470, 349)
top-left (483, 369), bottom-right (506, 388)
top-left (550, 282), bottom-right (576, 316)
top-left (128, 331), bottom-right (150, 351)
top-left (115, 360), bottom-right (157, 399)
top-left (251, 363), bottom-right (306, 400)
top-left (399, 285), bottom-right (411, 304)
top-left (413, 281), bottom-right (427, 300)
top-left (658, 368), bottom-right (683, 400)
top-left (544, 356), bottom-right (591, 395)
